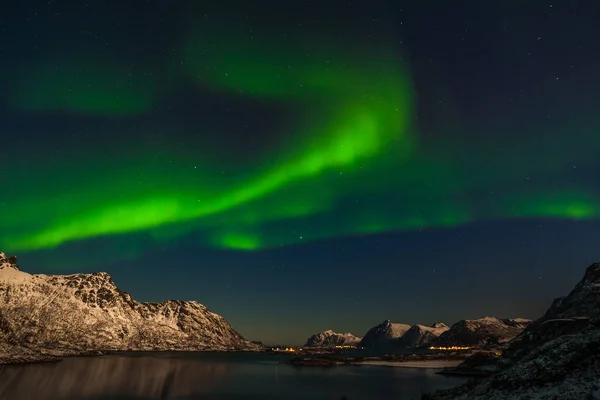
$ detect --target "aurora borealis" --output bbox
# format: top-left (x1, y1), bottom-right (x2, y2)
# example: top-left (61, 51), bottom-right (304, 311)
top-left (1, 1), bottom-right (599, 344)
top-left (4, 20), bottom-right (416, 252)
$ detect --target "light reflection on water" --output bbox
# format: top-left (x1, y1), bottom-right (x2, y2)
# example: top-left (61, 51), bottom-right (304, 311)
top-left (0, 352), bottom-right (466, 400)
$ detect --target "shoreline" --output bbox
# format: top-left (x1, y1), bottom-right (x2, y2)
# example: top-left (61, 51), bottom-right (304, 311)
top-left (0, 347), bottom-right (264, 367)
top-left (359, 360), bottom-right (464, 369)
top-left (0, 348), bottom-right (472, 371)
top-left (0, 356), bottom-right (62, 366)
top-left (286, 352), bottom-right (472, 368)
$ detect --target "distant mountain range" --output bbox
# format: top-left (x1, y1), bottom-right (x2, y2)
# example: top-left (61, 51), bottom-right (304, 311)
top-left (0, 252), bottom-right (255, 363)
top-left (305, 317), bottom-right (531, 351)
top-left (425, 262), bottom-right (600, 399)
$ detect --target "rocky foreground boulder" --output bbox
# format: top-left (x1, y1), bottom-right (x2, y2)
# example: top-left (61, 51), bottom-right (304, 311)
top-left (0, 252), bottom-right (256, 363)
top-left (424, 262), bottom-right (600, 400)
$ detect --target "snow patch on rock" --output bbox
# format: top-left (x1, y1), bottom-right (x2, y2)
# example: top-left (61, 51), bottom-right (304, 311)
top-left (433, 317), bottom-right (531, 347)
top-left (304, 329), bottom-right (361, 347)
top-left (397, 322), bottom-right (450, 348)
top-left (359, 320), bottom-right (412, 348)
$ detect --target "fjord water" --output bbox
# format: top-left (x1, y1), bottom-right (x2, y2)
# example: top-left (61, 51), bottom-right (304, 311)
top-left (0, 352), bottom-right (465, 400)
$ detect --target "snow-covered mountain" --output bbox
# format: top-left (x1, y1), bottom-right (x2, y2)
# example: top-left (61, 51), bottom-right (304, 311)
top-left (425, 262), bottom-right (600, 400)
top-left (0, 252), bottom-right (255, 362)
top-left (358, 320), bottom-right (411, 348)
top-left (304, 330), bottom-right (361, 347)
top-left (432, 317), bottom-right (531, 348)
top-left (396, 322), bottom-right (450, 348)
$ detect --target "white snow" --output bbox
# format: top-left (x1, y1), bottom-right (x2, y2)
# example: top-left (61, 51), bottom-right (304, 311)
top-left (360, 360), bottom-right (463, 369)
top-left (389, 322), bottom-right (412, 338)
top-left (0, 265), bottom-right (31, 284)
top-left (304, 329), bottom-right (362, 347)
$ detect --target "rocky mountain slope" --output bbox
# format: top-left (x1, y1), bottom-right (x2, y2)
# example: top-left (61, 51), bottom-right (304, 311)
top-left (425, 262), bottom-right (600, 400)
top-left (304, 330), bottom-right (361, 347)
top-left (0, 252), bottom-right (255, 363)
top-left (358, 320), bottom-right (411, 348)
top-left (396, 322), bottom-right (450, 348)
top-left (432, 317), bottom-right (531, 348)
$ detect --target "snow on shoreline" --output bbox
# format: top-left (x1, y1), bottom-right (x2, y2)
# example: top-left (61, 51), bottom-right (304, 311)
top-left (360, 360), bottom-right (463, 369)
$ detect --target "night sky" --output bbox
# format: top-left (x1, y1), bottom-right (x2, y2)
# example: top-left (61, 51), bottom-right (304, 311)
top-left (1, 1), bottom-right (599, 345)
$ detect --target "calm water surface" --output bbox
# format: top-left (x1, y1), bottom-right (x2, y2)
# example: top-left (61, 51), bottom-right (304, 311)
top-left (0, 352), bottom-right (466, 400)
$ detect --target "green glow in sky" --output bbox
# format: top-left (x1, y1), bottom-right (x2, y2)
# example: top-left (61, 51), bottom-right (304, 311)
top-left (2, 30), bottom-right (414, 252)
top-left (2, 24), bottom-right (600, 255)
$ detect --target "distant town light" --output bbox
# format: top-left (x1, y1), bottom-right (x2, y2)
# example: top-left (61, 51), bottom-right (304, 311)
top-left (428, 346), bottom-right (471, 351)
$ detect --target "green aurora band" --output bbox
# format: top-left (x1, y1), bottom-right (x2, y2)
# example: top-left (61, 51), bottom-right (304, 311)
top-left (2, 29), bottom-right (600, 255)
top-left (2, 32), bottom-right (414, 252)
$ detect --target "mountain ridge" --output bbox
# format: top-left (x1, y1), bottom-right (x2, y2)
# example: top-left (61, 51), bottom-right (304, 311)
top-left (432, 317), bottom-right (531, 348)
top-left (0, 252), bottom-right (256, 363)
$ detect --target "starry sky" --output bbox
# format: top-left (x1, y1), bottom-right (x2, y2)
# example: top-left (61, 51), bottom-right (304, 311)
top-left (1, 1), bottom-right (599, 345)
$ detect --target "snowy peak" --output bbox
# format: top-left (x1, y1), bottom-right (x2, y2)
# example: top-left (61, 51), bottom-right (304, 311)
top-left (304, 330), bottom-right (362, 347)
top-left (396, 323), bottom-right (450, 348)
top-left (383, 320), bottom-right (412, 337)
top-left (359, 320), bottom-right (411, 348)
top-left (433, 316), bottom-right (531, 348)
top-left (0, 252), bottom-right (19, 271)
top-left (412, 323), bottom-right (449, 335)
